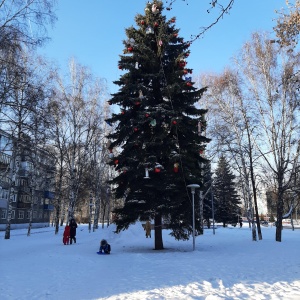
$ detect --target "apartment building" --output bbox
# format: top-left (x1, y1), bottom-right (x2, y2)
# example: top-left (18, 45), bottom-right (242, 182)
top-left (0, 129), bottom-right (56, 230)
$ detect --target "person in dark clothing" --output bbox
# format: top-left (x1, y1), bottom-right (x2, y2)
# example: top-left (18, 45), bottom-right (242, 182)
top-left (99, 239), bottom-right (111, 254)
top-left (69, 218), bottom-right (77, 244)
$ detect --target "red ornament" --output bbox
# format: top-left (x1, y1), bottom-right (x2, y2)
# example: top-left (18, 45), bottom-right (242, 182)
top-left (154, 168), bottom-right (161, 173)
top-left (135, 101), bottom-right (141, 106)
top-left (199, 150), bottom-right (204, 155)
top-left (145, 113), bottom-right (150, 117)
top-left (179, 62), bottom-right (186, 68)
top-left (121, 111), bottom-right (125, 115)
top-left (171, 18), bottom-right (176, 23)
top-left (185, 53), bottom-right (190, 57)
top-left (154, 22), bottom-right (159, 27)
top-left (141, 20), bottom-right (145, 25)
top-left (128, 46), bottom-right (133, 52)
top-left (172, 120), bottom-right (177, 125)
top-left (173, 163), bottom-right (179, 173)
top-left (134, 127), bottom-right (138, 132)
top-left (173, 33), bottom-right (178, 37)
top-left (114, 159), bottom-right (119, 165)
top-left (186, 82), bottom-right (193, 87)
top-left (183, 69), bottom-right (188, 74)
top-left (118, 65), bottom-right (122, 69)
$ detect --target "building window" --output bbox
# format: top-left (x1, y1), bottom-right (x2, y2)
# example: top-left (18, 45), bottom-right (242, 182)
top-left (1, 210), bottom-right (7, 219)
top-left (39, 211), bottom-right (42, 219)
top-left (18, 210), bottom-right (24, 219)
top-left (33, 211), bottom-right (37, 219)
top-left (26, 211), bottom-right (31, 219)
top-left (20, 195), bottom-right (31, 203)
top-left (20, 179), bottom-right (28, 187)
top-left (11, 210), bottom-right (15, 219)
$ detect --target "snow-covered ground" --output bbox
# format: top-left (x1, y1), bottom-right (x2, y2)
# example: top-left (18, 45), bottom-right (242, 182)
top-left (1, 222), bottom-right (300, 300)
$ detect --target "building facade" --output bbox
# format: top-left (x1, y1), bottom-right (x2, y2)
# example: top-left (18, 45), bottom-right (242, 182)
top-left (0, 129), bottom-right (55, 230)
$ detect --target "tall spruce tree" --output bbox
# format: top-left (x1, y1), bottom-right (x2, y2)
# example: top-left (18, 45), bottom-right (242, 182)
top-left (213, 155), bottom-right (241, 227)
top-left (106, 1), bottom-right (209, 250)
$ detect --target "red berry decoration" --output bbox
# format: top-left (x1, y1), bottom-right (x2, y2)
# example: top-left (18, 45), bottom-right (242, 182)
top-left (154, 22), bottom-right (159, 27)
top-left (145, 113), bottom-right (150, 117)
top-left (141, 20), bottom-right (145, 25)
top-left (173, 33), bottom-right (178, 37)
top-left (171, 18), bottom-right (176, 23)
top-left (128, 47), bottom-right (133, 52)
top-left (121, 111), bottom-right (125, 115)
top-left (114, 159), bottom-right (119, 165)
top-left (183, 69), bottom-right (188, 74)
top-left (172, 120), bottom-right (177, 125)
top-left (186, 82), bottom-right (192, 87)
top-left (154, 168), bottom-right (161, 173)
top-left (185, 53), bottom-right (190, 57)
top-left (134, 127), bottom-right (138, 132)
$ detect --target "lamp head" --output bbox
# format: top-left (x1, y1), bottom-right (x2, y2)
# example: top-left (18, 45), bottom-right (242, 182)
top-left (187, 184), bottom-right (200, 193)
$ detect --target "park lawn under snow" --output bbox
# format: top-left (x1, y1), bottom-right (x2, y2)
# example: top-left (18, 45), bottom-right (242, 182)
top-left (1, 222), bottom-right (300, 300)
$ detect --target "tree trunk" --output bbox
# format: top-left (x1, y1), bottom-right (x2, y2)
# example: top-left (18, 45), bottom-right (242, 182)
top-left (154, 213), bottom-right (164, 250)
top-left (252, 221), bottom-right (257, 241)
top-left (243, 110), bottom-right (263, 241)
top-left (276, 195), bottom-right (283, 242)
top-left (5, 144), bottom-right (18, 240)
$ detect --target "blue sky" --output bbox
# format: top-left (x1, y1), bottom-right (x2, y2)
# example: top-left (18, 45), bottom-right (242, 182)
top-left (38, 0), bottom-right (286, 95)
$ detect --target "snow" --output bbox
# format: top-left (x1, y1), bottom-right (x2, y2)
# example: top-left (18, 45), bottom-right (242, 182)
top-left (1, 222), bottom-right (300, 300)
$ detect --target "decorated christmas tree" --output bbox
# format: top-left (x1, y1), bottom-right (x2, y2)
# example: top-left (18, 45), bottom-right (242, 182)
top-left (106, 1), bottom-right (210, 250)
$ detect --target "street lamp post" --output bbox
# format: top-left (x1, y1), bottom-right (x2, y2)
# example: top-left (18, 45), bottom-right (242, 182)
top-left (187, 184), bottom-right (200, 251)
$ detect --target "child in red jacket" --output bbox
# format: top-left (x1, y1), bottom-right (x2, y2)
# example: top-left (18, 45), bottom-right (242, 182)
top-left (63, 225), bottom-right (70, 245)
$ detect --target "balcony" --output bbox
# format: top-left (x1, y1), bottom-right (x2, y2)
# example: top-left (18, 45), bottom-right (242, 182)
top-left (43, 204), bottom-right (54, 211)
top-left (17, 202), bottom-right (31, 209)
top-left (18, 169), bottom-right (29, 177)
top-left (0, 199), bottom-right (7, 209)
top-left (0, 152), bottom-right (11, 169)
top-left (0, 178), bottom-right (10, 189)
top-left (44, 191), bottom-right (55, 199)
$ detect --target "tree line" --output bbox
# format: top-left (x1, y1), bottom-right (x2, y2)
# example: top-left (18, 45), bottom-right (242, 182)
top-left (1, 0), bottom-right (299, 244)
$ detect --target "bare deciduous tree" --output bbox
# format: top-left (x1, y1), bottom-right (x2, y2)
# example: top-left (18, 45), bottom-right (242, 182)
top-left (200, 31), bottom-right (300, 242)
top-left (48, 58), bottom-right (109, 232)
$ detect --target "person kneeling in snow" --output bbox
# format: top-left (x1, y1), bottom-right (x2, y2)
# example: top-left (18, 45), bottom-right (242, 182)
top-left (99, 239), bottom-right (111, 254)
